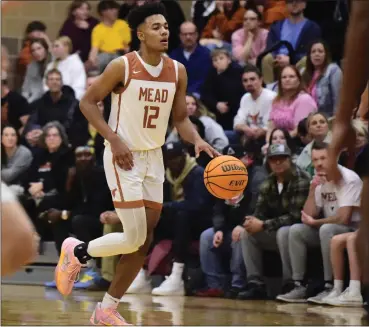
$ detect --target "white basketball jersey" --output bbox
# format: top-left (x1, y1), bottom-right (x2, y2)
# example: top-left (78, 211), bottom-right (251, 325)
top-left (108, 51), bottom-right (178, 151)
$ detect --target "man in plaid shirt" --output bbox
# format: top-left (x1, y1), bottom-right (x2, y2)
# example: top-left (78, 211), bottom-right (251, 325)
top-left (238, 143), bottom-right (310, 300)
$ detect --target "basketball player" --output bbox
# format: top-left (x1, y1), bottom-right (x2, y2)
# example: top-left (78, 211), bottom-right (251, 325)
top-left (327, 1), bottom-right (369, 316)
top-left (1, 182), bottom-right (39, 276)
top-left (54, 3), bottom-right (219, 325)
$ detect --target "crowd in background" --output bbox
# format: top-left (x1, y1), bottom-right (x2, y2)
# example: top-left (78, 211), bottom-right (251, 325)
top-left (1, 0), bottom-right (369, 313)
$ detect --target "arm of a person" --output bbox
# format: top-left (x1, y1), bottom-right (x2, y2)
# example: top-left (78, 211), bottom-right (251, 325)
top-left (172, 63), bottom-right (202, 145)
top-left (212, 200), bottom-right (227, 232)
top-left (121, 21), bottom-right (132, 50)
top-left (313, 206), bottom-right (353, 226)
top-left (231, 30), bottom-right (246, 62)
top-left (303, 185), bottom-right (321, 218)
top-left (70, 58), bottom-right (87, 100)
top-left (233, 97), bottom-right (249, 132)
top-left (79, 58), bottom-right (125, 143)
top-left (1, 148), bottom-right (33, 184)
top-left (253, 180), bottom-right (269, 219)
top-left (89, 26), bottom-right (101, 60)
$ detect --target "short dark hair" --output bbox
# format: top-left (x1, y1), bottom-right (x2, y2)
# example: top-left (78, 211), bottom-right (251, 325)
top-left (297, 117), bottom-right (309, 137)
top-left (243, 64), bottom-right (262, 78)
top-left (46, 68), bottom-right (62, 79)
top-left (127, 2), bottom-right (167, 30)
top-left (311, 140), bottom-right (329, 151)
top-left (25, 21), bottom-right (46, 35)
top-left (97, 0), bottom-right (119, 15)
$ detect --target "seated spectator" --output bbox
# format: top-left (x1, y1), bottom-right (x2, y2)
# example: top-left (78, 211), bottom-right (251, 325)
top-left (201, 0), bottom-right (245, 51)
top-left (16, 21), bottom-right (51, 86)
top-left (192, 0), bottom-right (216, 35)
top-left (170, 22), bottom-right (212, 97)
top-left (234, 65), bottom-right (276, 147)
top-left (1, 125), bottom-right (32, 187)
top-left (127, 142), bottom-right (214, 295)
top-left (22, 122), bottom-right (75, 250)
top-left (267, 65), bottom-right (317, 138)
top-left (263, 127), bottom-right (297, 163)
top-left (197, 144), bottom-right (267, 298)
top-left (28, 69), bottom-right (78, 134)
top-left (295, 117), bottom-right (311, 155)
top-left (238, 143), bottom-right (310, 300)
top-left (44, 36), bottom-right (86, 100)
top-left (276, 141), bottom-right (362, 304)
top-left (1, 72), bottom-right (30, 134)
top-left (339, 119), bottom-right (369, 179)
top-left (323, 231), bottom-right (363, 307)
top-left (302, 40), bottom-right (342, 117)
top-left (22, 38), bottom-right (51, 103)
top-left (201, 48), bottom-right (244, 131)
top-left (297, 112), bottom-right (331, 176)
top-left (59, 0), bottom-right (99, 65)
top-left (258, 0), bottom-right (288, 29)
top-left (89, 0), bottom-right (131, 73)
top-left (167, 93), bottom-right (228, 153)
top-left (262, 0), bottom-right (321, 84)
top-left (231, 8), bottom-right (268, 66)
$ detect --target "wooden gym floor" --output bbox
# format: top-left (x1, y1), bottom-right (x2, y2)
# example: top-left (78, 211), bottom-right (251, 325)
top-left (1, 285), bottom-right (368, 326)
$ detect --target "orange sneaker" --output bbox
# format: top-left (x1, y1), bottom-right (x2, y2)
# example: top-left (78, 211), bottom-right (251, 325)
top-left (90, 302), bottom-right (132, 326)
top-left (55, 237), bottom-right (83, 296)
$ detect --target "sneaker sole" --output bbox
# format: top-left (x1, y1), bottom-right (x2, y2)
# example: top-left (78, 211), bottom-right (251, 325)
top-left (307, 298), bottom-right (324, 304)
top-left (276, 296), bottom-right (307, 303)
top-left (151, 289), bottom-right (185, 296)
top-left (325, 301), bottom-right (364, 307)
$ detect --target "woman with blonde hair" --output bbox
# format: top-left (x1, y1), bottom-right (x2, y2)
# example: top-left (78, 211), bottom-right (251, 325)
top-left (44, 36), bottom-right (86, 100)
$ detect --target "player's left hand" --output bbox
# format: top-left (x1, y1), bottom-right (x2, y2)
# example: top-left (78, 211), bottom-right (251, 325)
top-left (194, 139), bottom-right (221, 159)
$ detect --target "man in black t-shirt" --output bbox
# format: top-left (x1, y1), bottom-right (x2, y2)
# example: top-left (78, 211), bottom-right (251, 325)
top-left (1, 76), bottom-right (30, 133)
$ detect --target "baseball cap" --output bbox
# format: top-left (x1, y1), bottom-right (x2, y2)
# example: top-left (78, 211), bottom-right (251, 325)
top-left (267, 144), bottom-right (291, 158)
top-left (162, 141), bottom-right (185, 159)
top-left (223, 144), bottom-right (247, 159)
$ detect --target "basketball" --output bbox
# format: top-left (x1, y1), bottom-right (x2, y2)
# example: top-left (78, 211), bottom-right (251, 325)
top-left (203, 155), bottom-right (248, 200)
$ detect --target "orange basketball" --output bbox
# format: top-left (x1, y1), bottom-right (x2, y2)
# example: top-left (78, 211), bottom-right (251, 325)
top-left (203, 155), bottom-right (248, 200)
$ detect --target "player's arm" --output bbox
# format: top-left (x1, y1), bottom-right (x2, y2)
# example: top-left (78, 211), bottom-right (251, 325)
top-left (172, 63), bottom-right (220, 158)
top-left (80, 58), bottom-right (124, 143)
top-left (335, 2), bottom-right (369, 124)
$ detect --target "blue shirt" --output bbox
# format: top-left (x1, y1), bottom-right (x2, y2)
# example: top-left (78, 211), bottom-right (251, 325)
top-left (277, 18), bottom-right (307, 55)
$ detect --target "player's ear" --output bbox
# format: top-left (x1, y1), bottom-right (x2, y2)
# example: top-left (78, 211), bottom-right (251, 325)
top-left (137, 29), bottom-right (145, 42)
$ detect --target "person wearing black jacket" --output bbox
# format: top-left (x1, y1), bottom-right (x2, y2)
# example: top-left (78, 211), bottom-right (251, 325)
top-left (196, 144), bottom-right (267, 298)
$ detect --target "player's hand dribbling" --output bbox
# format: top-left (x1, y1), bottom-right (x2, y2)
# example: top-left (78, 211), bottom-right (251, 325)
top-left (195, 139), bottom-right (221, 159)
top-left (110, 135), bottom-right (134, 170)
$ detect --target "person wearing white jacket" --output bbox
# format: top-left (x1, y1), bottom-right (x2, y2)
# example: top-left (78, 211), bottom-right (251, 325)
top-left (44, 36), bottom-right (86, 100)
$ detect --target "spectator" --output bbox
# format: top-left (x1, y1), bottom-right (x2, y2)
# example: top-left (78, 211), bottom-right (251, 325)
top-left (234, 65), bottom-right (276, 147)
top-left (16, 21), bottom-right (51, 86)
top-left (238, 143), bottom-right (310, 300)
top-left (201, 48), bottom-right (244, 131)
top-left (89, 0), bottom-right (131, 73)
top-left (128, 142), bottom-right (214, 295)
top-left (302, 40), bottom-right (342, 117)
top-left (197, 144), bottom-right (267, 298)
top-left (59, 0), bottom-right (99, 64)
top-left (295, 117), bottom-right (311, 155)
top-left (22, 38), bottom-right (51, 103)
top-left (170, 22), bottom-right (212, 97)
top-left (201, 0), bottom-right (245, 50)
top-left (339, 119), bottom-right (369, 179)
top-left (231, 8), bottom-right (268, 66)
top-left (262, 0), bottom-right (321, 84)
top-left (258, 0), bottom-right (288, 29)
top-left (267, 65), bottom-right (317, 139)
top-left (323, 231), bottom-right (363, 307)
top-left (192, 0), bottom-right (216, 35)
top-left (1, 125), bottom-right (32, 187)
top-left (263, 127), bottom-right (297, 163)
top-left (28, 69), bottom-right (78, 134)
top-left (1, 73), bottom-right (30, 134)
top-left (44, 36), bottom-right (86, 100)
top-left (167, 93), bottom-right (229, 153)
top-left (22, 122), bottom-right (75, 250)
top-left (276, 141), bottom-right (362, 304)
top-left (297, 112), bottom-right (331, 177)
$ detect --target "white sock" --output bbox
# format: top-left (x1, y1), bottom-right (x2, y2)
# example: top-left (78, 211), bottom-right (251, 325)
top-left (349, 280), bottom-right (361, 296)
top-left (334, 279), bottom-right (344, 292)
top-left (171, 262), bottom-right (184, 277)
top-left (101, 292), bottom-right (120, 310)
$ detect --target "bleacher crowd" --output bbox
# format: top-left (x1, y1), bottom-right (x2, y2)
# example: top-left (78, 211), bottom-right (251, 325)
top-left (1, 0), bottom-right (368, 315)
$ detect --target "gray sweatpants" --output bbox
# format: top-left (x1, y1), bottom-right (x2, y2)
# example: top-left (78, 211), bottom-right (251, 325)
top-left (240, 227), bottom-right (292, 283)
top-left (289, 223), bottom-right (354, 281)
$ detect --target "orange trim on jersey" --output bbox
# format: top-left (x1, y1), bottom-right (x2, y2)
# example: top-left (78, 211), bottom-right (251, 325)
top-left (114, 93), bottom-right (122, 133)
top-left (112, 158), bottom-right (124, 202)
top-left (143, 200), bottom-right (163, 211)
top-left (114, 200), bottom-right (145, 209)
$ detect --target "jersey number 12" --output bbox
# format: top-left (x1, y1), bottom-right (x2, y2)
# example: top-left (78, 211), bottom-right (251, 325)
top-left (143, 105), bottom-right (160, 129)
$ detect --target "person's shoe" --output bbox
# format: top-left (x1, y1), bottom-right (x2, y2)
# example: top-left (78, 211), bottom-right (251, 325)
top-left (55, 237), bottom-right (84, 296)
top-left (194, 288), bottom-right (224, 297)
top-left (224, 287), bottom-right (243, 299)
top-left (151, 275), bottom-right (185, 296)
top-left (320, 287), bottom-right (342, 304)
top-left (125, 269), bottom-right (152, 294)
top-left (237, 283), bottom-right (268, 300)
top-left (90, 302), bottom-right (132, 326)
top-left (325, 287), bottom-right (363, 307)
top-left (44, 280), bottom-right (57, 288)
top-left (307, 284), bottom-right (333, 304)
top-left (281, 280), bottom-right (295, 294)
top-left (276, 283), bottom-right (307, 303)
